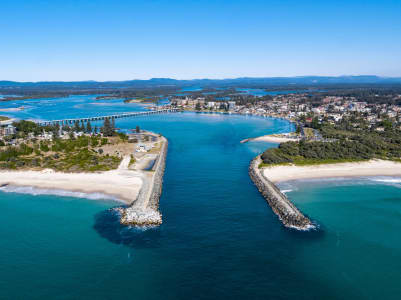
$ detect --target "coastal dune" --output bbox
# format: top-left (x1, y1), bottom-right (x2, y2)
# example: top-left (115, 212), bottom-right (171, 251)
top-left (262, 159), bottom-right (401, 183)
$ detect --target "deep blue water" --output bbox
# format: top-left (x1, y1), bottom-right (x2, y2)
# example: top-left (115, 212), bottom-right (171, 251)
top-left (1, 96), bottom-right (401, 299)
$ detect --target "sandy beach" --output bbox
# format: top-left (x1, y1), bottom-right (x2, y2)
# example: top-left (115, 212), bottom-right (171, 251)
top-left (0, 157), bottom-right (143, 204)
top-left (262, 159), bottom-right (401, 182)
top-left (242, 133), bottom-right (300, 144)
top-left (0, 107), bottom-right (25, 112)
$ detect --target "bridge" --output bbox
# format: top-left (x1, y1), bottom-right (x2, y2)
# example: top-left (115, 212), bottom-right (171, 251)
top-left (37, 108), bottom-right (180, 126)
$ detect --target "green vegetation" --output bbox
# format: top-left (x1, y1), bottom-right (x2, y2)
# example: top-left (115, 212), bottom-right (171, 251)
top-left (0, 116), bottom-right (10, 121)
top-left (128, 154), bottom-right (135, 167)
top-left (0, 135), bottom-right (124, 171)
top-left (0, 119), bottom-right (131, 172)
top-left (100, 118), bottom-right (115, 136)
top-left (261, 118), bottom-right (401, 166)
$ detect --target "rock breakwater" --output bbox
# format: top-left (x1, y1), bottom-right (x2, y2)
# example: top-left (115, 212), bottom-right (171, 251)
top-left (117, 136), bottom-right (168, 226)
top-left (249, 156), bottom-right (314, 230)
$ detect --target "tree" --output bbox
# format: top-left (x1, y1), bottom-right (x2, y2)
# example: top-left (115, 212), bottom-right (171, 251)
top-left (62, 124), bottom-right (70, 132)
top-left (86, 121), bottom-right (92, 133)
top-left (136, 125), bottom-right (140, 133)
top-left (111, 118), bottom-right (116, 131)
top-left (80, 120), bottom-right (85, 132)
top-left (296, 124), bottom-right (301, 134)
top-left (195, 102), bottom-right (201, 111)
top-left (73, 120), bottom-right (80, 132)
top-left (93, 126), bottom-right (98, 134)
top-left (382, 119), bottom-right (393, 131)
top-left (101, 118), bottom-right (114, 137)
top-left (52, 123), bottom-right (60, 138)
top-left (311, 117), bottom-right (320, 129)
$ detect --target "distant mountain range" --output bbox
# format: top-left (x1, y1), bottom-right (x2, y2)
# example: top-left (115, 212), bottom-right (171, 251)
top-left (1, 76), bottom-right (401, 89)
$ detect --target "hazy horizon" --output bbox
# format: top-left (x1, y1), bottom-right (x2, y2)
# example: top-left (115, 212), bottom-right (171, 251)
top-left (1, 0), bottom-right (400, 81)
top-left (2, 74), bottom-right (401, 84)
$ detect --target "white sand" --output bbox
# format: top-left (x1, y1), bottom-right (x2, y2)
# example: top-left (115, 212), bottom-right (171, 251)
top-left (262, 159), bottom-right (401, 182)
top-left (0, 107), bottom-right (25, 112)
top-left (0, 156), bottom-right (143, 204)
top-left (253, 134), bottom-right (300, 143)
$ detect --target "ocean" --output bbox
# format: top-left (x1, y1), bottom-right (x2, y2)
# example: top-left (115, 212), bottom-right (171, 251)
top-left (0, 96), bottom-right (400, 299)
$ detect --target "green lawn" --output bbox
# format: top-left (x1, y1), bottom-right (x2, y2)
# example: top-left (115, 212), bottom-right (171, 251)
top-left (0, 116), bottom-right (10, 121)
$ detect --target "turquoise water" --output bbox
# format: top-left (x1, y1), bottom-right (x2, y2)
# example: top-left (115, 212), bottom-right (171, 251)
top-left (280, 178), bottom-right (401, 299)
top-left (1, 96), bottom-right (401, 299)
top-left (0, 95), bottom-right (144, 121)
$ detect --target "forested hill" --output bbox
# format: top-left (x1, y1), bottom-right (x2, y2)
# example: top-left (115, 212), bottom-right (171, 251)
top-left (1, 75), bottom-right (401, 90)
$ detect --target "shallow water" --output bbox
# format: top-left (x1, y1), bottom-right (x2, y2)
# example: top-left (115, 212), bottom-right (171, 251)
top-left (1, 96), bottom-right (401, 299)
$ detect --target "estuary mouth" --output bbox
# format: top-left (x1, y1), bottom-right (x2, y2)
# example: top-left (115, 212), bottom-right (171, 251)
top-left (93, 208), bottom-right (162, 248)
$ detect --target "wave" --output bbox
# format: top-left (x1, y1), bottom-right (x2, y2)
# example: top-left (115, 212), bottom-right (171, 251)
top-left (0, 185), bottom-right (124, 203)
top-left (280, 189), bottom-right (293, 194)
top-left (288, 223), bottom-right (317, 232)
top-left (369, 177), bottom-right (401, 184)
top-left (282, 176), bottom-right (401, 191)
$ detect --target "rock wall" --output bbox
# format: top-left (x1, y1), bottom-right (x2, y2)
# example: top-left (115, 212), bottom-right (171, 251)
top-left (147, 137), bottom-right (168, 211)
top-left (249, 156), bottom-right (314, 230)
top-left (118, 136), bottom-right (168, 226)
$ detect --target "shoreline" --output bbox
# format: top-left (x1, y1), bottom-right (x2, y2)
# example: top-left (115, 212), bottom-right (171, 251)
top-left (262, 159), bottom-right (401, 183)
top-left (249, 156), bottom-right (314, 230)
top-left (0, 132), bottom-right (169, 227)
top-left (241, 133), bottom-right (299, 144)
top-left (117, 136), bottom-right (168, 226)
top-left (0, 184), bottom-right (127, 203)
top-left (0, 166), bottom-right (143, 205)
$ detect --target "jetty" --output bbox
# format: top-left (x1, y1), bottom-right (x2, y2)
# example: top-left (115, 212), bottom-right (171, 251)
top-left (116, 135), bottom-right (168, 226)
top-left (249, 156), bottom-right (314, 230)
top-left (37, 108), bottom-right (180, 126)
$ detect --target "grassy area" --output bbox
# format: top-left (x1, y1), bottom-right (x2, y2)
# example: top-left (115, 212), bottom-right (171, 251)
top-left (0, 135), bottom-right (127, 172)
top-left (128, 154), bottom-right (135, 167)
top-left (0, 116), bottom-right (10, 121)
top-left (303, 127), bottom-right (314, 139)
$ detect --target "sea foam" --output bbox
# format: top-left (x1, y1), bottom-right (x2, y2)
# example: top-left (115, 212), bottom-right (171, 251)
top-left (0, 185), bottom-right (123, 203)
top-left (369, 177), bottom-right (401, 184)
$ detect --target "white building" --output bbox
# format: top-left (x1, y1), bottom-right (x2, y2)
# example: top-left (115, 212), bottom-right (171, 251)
top-left (0, 124), bottom-right (16, 137)
top-left (207, 101), bottom-right (215, 108)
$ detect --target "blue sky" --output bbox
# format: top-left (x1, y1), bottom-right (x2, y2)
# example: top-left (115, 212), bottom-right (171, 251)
top-left (1, 0), bottom-right (400, 81)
